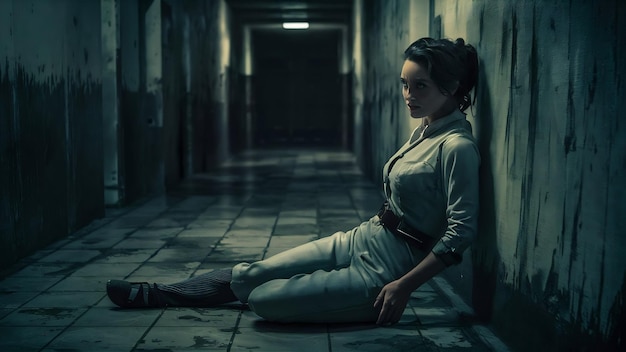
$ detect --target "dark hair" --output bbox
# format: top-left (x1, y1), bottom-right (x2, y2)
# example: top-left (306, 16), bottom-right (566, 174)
top-left (404, 37), bottom-right (479, 112)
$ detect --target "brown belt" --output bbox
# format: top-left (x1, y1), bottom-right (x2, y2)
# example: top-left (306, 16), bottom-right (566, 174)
top-left (376, 202), bottom-right (435, 251)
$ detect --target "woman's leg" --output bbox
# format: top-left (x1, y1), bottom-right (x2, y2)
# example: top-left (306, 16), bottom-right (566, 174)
top-left (154, 268), bottom-right (238, 306)
top-left (106, 268), bottom-right (237, 308)
top-left (238, 218), bottom-right (426, 323)
top-left (107, 229), bottom-right (355, 308)
top-left (246, 266), bottom-right (380, 323)
top-left (231, 230), bottom-right (355, 302)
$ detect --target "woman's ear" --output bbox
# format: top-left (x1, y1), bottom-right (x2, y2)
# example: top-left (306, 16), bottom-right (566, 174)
top-left (449, 80), bottom-right (460, 96)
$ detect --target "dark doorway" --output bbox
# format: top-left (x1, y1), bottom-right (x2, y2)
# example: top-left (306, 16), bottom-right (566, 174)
top-left (253, 29), bottom-right (341, 147)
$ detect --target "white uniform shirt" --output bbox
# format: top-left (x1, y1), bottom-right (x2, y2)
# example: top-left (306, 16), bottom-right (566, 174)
top-left (383, 109), bottom-right (480, 265)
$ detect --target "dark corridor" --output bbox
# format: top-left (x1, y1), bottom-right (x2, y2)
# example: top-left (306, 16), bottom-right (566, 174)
top-left (253, 30), bottom-right (344, 147)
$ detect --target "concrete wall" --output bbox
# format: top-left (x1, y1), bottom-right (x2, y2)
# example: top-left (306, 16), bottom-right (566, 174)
top-left (0, 0), bottom-right (233, 271)
top-left (0, 0), bottom-right (104, 269)
top-left (352, 0), bottom-right (625, 350)
top-left (164, 0), bottom-right (231, 174)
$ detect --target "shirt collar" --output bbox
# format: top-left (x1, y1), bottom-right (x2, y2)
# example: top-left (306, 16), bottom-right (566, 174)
top-left (414, 109), bottom-right (467, 140)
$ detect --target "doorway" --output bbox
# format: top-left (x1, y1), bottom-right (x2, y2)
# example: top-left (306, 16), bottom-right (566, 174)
top-left (253, 30), bottom-right (342, 147)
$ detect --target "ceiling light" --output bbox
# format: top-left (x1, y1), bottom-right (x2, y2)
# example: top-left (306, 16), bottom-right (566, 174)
top-left (282, 22), bottom-right (309, 30)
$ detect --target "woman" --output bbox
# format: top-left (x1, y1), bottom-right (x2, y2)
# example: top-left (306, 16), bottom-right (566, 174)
top-left (107, 37), bottom-right (480, 326)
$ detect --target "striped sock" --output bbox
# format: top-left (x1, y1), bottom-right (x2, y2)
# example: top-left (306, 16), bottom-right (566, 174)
top-left (156, 268), bottom-right (238, 307)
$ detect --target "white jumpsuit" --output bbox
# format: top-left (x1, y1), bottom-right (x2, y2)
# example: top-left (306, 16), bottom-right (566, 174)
top-left (230, 110), bottom-right (480, 323)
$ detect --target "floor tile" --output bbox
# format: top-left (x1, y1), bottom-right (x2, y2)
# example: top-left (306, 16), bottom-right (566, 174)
top-left (419, 326), bottom-right (492, 350)
top-left (63, 228), bottom-right (130, 249)
top-left (278, 209), bottom-right (317, 218)
top-left (223, 228), bottom-right (273, 237)
top-left (154, 307), bottom-right (240, 327)
top-left (130, 227), bottom-right (184, 239)
top-left (146, 217), bottom-right (189, 228)
top-left (127, 262), bottom-right (201, 281)
top-left (72, 307), bottom-right (161, 327)
top-left (206, 247), bottom-right (265, 262)
top-left (70, 263), bottom-right (141, 277)
top-left (38, 249), bottom-right (102, 263)
top-left (11, 263), bottom-right (78, 277)
top-left (0, 276), bottom-right (63, 293)
top-left (43, 326), bottom-right (147, 351)
top-left (113, 238), bottom-right (168, 249)
top-left (22, 291), bottom-right (104, 308)
top-left (0, 292), bottom-right (40, 309)
top-left (167, 236), bottom-right (222, 249)
top-left (0, 307), bottom-right (87, 326)
top-left (197, 207), bottom-right (244, 219)
top-left (231, 327), bottom-right (329, 352)
top-left (48, 276), bottom-right (109, 292)
top-left (0, 326), bottom-right (64, 351)
top-left (147, 248), bottom-right (210, 263)
top-left (329, 324), bottom-right (430, 352)
top-left (185, 218), bottom-right (233, 229)
top-left (94, 249), bottom-right (158, 264)
top-left (104, 216), bottom-right (154, 229)
top-left (136, 326), bottom-right (233, 350)
top-left (219, 236), bottom-right (271, 248)
top-left (413, 307), bottom-right (461, 326)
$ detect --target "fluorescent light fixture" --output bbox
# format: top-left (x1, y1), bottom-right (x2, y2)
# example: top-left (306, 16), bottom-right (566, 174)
top-left (282, 22), bottom-right (309, 30)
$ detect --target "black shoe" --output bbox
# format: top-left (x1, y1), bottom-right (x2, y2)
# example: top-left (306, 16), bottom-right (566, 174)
top-left (106, 280), bottom-right (165, 308)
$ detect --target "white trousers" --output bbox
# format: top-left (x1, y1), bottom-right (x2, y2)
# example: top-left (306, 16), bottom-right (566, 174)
top-left (230, 217), bottom-right (426, 323)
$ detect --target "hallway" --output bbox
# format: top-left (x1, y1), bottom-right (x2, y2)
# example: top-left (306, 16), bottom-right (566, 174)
top-left (0, 149), bottom-right (507, 351)
top-left (2, 0), bottom-right (625, 350)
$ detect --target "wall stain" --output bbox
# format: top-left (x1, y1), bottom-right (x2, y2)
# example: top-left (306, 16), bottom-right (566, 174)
top-left (533, 201), bottom-right (541, 248)
top-left (606, 273), bottom-right (625, 349)
top-left (503, 10), bottom-right (518, 169)
top-left (500, 19), bottom-right (509, 68)
top-left (566, 169), bottom-right (583, 288)
top-left (564, 44), bottom-right (576, 154)
top-left (478, 5), bottom-right (484, 45)
top-left (585, 60), bottom-right (597, 109)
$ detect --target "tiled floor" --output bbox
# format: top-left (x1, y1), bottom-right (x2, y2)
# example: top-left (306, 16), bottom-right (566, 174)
top-left (0, 149), bottom-right (509, 351)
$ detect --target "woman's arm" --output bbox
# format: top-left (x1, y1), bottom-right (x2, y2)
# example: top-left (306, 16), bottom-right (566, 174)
top-left (375, 134), bottom-right (480, 325)
top-left (374, 251), bottom-right (446, 325)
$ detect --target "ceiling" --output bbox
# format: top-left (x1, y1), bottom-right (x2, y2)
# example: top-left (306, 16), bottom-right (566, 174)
top-left (226, 0), bottom-right (353, 25)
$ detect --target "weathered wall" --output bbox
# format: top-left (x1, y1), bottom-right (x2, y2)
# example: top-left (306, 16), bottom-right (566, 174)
top-left (164, 0), bottom-right (231, 175)
top-left (0, 0), bottom-right (104, 269)
top-left (103, 0), bottom-right (232, 203)
top-left (353, 0), bottom-right (625, 350)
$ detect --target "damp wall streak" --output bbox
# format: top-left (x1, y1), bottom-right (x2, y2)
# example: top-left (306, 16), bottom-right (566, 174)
top-left (0, 0), bottom-right (104, 268)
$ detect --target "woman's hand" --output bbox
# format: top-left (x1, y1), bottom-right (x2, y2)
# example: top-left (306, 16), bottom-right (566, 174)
top-left (373, 280), bottom-right (413, 325)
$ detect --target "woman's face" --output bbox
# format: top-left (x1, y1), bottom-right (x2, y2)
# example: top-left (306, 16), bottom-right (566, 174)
top-left (400, 59), bottom-right (456, 121)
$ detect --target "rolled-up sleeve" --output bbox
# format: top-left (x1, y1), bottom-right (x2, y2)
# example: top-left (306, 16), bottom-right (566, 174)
top-left (431, 135), bottom-right (480, 266)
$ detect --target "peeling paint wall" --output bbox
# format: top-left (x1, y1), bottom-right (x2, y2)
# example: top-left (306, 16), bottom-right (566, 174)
top-left (163, 0), bottom-right (232, 174)
top-left (0, 0), bottom-right (104, 268)
top-left (0, 0), bottom-right (234, 270)
top-left (118, 0), bottom-right (165, 203)
top-left (353, 0), bottom-right (625, 349)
